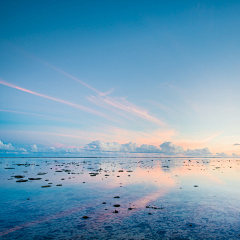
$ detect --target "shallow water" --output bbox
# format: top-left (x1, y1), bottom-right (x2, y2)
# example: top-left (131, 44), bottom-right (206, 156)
top-left (0, 157), bottom-right (240, 239)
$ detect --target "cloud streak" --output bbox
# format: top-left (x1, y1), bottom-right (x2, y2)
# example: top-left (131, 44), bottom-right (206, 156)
top-left (29, 54), bottom-right (167, 126)
top-left (0, 109), bottom-right (44, 117)
top-left (90, 95), bottom-right (166, 126)
top-left (0, 78), bottom-right (111, 120)
top-left (15, 48), bottom-right (168, 126)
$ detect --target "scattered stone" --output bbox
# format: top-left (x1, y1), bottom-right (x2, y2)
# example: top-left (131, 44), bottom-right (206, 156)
top-left (37, 172), bottom-right (47, 175)
top-left (82, 216), bottom-right (89, 219)
top-left (27, 198), bottom-right (30, 200)
top-left (113, 210), bottom-right (118, 213)
top-left (113, 204), bottom-right (120, 207)
top-left (194, 185), bottom-right (199, 187)
top-left (56, 184), bottom-right (62, 186)
top-left (12, 175), bottom-right (24, 178)
top-left (114, 196), bottom-right (120, 198)
top-left (4, 167), bottom-right (15, 169)
top-left (16, 179), bottom-right (28, 182)
top-left (102, 202), bottom-right (106, 204)
top-left (28, 178), bottom-right (42, 180)
top-left (61, 178), bottom-right (65, 180)
top-left (41, 185), bottom-right (51, 188)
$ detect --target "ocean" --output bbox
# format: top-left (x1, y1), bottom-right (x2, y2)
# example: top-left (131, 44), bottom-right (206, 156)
top-left (0, 157), bottom-right (240, 239)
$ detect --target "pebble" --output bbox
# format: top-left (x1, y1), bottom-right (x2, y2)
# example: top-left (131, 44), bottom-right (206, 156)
top-left (12, 175), bottom-right (24, 178)
top-left (16, 179), bottom-right (28, 182)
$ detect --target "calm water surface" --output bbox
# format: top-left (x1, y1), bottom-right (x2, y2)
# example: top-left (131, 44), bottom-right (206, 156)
top-left (0, 157), bottom-right (240, 239)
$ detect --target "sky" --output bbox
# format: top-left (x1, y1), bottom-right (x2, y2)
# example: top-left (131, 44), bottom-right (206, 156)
top-left (0, 0), bottom-right (240, 157)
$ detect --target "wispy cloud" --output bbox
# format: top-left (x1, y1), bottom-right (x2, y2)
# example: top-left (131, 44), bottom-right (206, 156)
top-left (233, 143), bottom-right (240, 145)
top-left (58, 66), bottom-right (167, 125)
top-left (0, 109), bottom-right (44, 117)
top-left (0, 78), bottom-right (112, 121)
top-left (147, 101), bottom-right (177, 114)
top-left (88, 95), bottom-right (166, 126)
top-left (0, 108), bottom-right (92, 125)
top-left (25, 53), bottom-right (167, 126)
top-left (14, 48), bottom-right (169, 127)
top-left (16, 130), bottom-right (93, 141)
top-left (175, 131), bottom-right (223, 150)
top-left (199, 131), bottom-right (223, 143)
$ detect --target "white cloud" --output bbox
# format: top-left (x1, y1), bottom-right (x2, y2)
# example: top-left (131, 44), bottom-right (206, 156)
top-left (0, 140), bottom-right (15, 150)
top-left (0, 140), bottom-right (27, 153)
top-left (85, 140), bottom-right (212, 156)
top-left (30, 144), bottom-right (38, 152)
top-left (0, 140), bottom-right (215, 156)
top-left (159, 142), bottom-right (185, 154)
top-left (29, 144), bottom-right (82, 154)
top-left (136, 144), bottom-right (161, 153)
top-left (186, 147), bottom-right (211, 156)
top-left (232, 153), bottom-right (240, 157)
top-left (85, 140), bottom-right (138, 152)
top-left (216, 152), bottom-right (228, 157)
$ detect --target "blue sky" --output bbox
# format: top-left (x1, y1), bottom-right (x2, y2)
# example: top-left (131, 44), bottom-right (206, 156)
top-left (0, 0), bottom-right (240, 156)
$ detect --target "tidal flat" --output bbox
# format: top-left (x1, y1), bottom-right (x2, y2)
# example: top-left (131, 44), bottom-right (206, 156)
top-left (0, 157), bottom-right (240, 239)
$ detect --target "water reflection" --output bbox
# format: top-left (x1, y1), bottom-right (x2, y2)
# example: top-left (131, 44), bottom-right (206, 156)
top-left (0, 157), bottom-right (240, 239)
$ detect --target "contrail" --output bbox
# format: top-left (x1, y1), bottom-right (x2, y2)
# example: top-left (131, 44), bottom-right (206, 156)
top-left (0, 109), bottom-right (44, 117)
top-left (0, 78), bottom-right (110, 120)
top-left (15, 47), bottom-right (167, 126)
top-left (0, 109), bottom-right (90, 124)
top-left (43, 62), bottom-right (102, 95)
top-left (44, 65), bottom-right (166, 126)
top-left (16, 130), bottom-right (92, 141)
